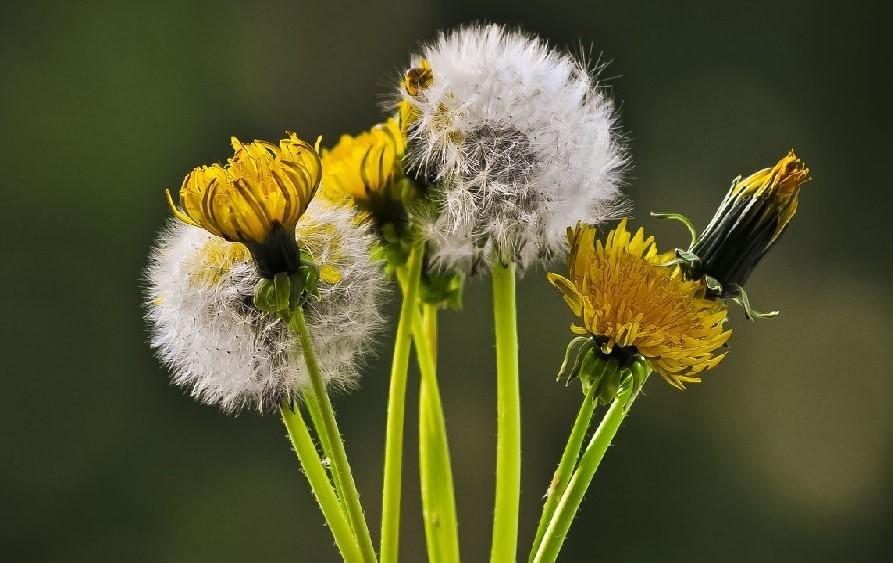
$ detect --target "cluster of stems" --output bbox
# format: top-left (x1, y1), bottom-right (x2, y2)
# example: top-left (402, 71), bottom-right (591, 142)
top-left (278, 248), bottom-right (647, 562)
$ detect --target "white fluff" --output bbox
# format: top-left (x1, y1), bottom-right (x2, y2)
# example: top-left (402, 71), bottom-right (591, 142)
top-left (145, 198), bottom-right (386, 414)
top-left (400, 24), bottom-right (628, 273)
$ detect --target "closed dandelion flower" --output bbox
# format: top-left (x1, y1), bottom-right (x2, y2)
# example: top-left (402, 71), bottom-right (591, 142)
top-left (655, 151), bottom-right (810, 318)
top-left (399, 24), bottom-right (627, 273)
top-left (146, 198), bottom-right (386, 413)
top-left (547, 219), bottom-right (731, 389)
top-left (321, 117), bottom-right (412, 234)
top-left (692, 151), bottom-right (810, 296)
top-left (167, 133), bottom-right (322, 279)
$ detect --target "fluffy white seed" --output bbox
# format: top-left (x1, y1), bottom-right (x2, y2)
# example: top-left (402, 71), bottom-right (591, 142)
top-left (145, 198), bottom-right (386, 414)
top-left (400, 24), bottom-right (629, 273)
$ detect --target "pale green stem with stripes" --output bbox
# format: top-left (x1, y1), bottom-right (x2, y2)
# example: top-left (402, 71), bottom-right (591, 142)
top-left (280, 404), bottom-right (364, 563)
top-left (380, 246), bottom-right (424, 563)
top-left (532, 369), bottom-right (651, 563)
top-left (290, 307), bottom-right (378, 563)
top-left (412, 301), bottom-right (460, 563)
top-left (303, 392), bottom-right (350, 517)
top-left (490, 262), bottom-right (521, 563)
top-left (527, 384), bottom-right (598, 562)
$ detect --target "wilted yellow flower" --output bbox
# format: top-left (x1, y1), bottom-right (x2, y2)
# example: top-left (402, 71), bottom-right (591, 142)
top-left (167, 133), bottom-right (321, 245)
top-left (322, 117), bottom-right (404, 205)
top-left (548, 220), bottom-right (731, 389)
top-left (692, 151), bottom-right (810, 295)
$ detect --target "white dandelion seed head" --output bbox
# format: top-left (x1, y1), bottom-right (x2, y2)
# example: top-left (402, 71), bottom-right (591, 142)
top-left (145, 197), bottom-right (386, 414)
top-left (399, 24), bottom-right (629, 273)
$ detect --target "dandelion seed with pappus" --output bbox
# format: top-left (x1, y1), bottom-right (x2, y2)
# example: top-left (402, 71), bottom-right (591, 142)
top-left (146, 197), bottom-right (385, 414)
top-left (399, 24), bottom-right (628, 273)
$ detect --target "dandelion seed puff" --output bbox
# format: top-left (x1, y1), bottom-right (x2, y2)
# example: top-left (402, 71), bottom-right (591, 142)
top-left (399, 24), bottom-right (629, 273)
top-left (145, 197), bottom-right (387, 414)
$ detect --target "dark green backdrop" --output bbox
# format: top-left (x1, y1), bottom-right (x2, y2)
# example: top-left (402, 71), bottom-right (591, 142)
top-left (2, 1), bottom-right (890, 561)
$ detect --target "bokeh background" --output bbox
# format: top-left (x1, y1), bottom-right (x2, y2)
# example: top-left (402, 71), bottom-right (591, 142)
top-left (2, 1), bottom-right (890, 561)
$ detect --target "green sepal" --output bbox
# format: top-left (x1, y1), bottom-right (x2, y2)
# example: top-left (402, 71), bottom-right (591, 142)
top-left (727, 283), bottom-right (779, 321)
top-left (254, 272), bottom-right (294, 318)
top-left (296, 250), bottom-right (321, 301)
top-left (567, 341), bottom-right (595, 387)
top-left (650, 211), bottom-right (698, 249)
top-left (556, 337), bottom-right (592, 383)
top-left (577, 349), bottom-right (601, 395)
top-left (420, 270), bottom-right (465, 310)
top-left (704, 274), bottom-right (723, 297)
top-left (253, 252), bottom-right (323, 318)
top-left (595, 358), bottom-right (622, 405)
top-left (371, 229), bottom-right (412, 271)
top-left (660, 248), bottom-right (704, 280)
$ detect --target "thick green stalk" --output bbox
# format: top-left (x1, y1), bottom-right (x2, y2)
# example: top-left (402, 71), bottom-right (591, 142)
top-left (490, 262), bottom-right (521, 563)
top-left (413, 304), bottom-right (460, 563)
top-left (290, 308), bottom-right (378, 563)
top-left (527, 385), bottom-right (598, 562)
top-left (280, 405), bottom-right (364, 563)
top-left (380, 247), bottom-right (424, 563)
top-left (532, 370), bottom-right (650, 563)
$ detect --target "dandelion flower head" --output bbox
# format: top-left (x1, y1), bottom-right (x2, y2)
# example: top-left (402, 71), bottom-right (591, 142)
top-left (167, 133), bottom-right (322, 278)
top-left (548, 220), bottom-right (731, 388)
top-left (399, 24), bottom-right (627, 273)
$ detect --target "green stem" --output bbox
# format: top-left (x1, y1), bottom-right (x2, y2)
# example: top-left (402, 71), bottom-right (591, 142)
top-left (527, 384), bottom-right (598, 562)
top-left (303, 392), bottom-right (348, 510)
top-left (290, 308), bottom-right (379, 563)
top-left (490, 262), bottom-right (521, 563)
top-left (412, 302), bottom-right (460, 563)
top-left (532, 370), bottom-right (651, 563)
top-left (380, 247), bottom-right (424, 563)
top-left (280, 404), bottom-right (364, 563)
top-left (422, 303), bottom-right (437, 360)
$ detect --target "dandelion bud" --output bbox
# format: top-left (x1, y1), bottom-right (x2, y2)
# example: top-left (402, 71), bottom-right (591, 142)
top-left (692, 151), bottom-right (810, 296)
top-left (399, 24), bottom-right (628, 273)
top-left (146, 198), bottom-right (386, 414)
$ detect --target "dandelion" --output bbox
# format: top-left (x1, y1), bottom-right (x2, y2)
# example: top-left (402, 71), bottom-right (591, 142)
top-left (399, 24), bottom-right (627, 273)
top-left (547, 219), bottom-right (731, 389)
top-left (692, 151), bottom-right (809, 294)
top-left (146, 197), bottom-right (385, 414)
top-left (654, 150), bottom-right (810, 318)
top-left (167, 133), bottom-right (321, 279)
top-left (532, 219), bottom-right (731, 563)
top-left (322, 117), bottom-right (407, 217)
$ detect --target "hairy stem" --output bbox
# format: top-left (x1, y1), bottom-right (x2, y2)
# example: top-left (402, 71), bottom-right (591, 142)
top-left (290, 308), bottom-right (378, 563)
top-left (280, 404), bottom-right (364, 563)
top-left (532, 370), bottom-right (651, 563)
top-left (528, 384), bottom-right (597, 562)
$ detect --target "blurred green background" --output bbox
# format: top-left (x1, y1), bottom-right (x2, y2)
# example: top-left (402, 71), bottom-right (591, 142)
top-left (2, 1), bottom-right (890, 561)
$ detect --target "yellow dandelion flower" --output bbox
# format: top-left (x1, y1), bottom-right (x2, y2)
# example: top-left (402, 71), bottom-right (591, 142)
top-left (548, 219), bottom-right (731, 389)
top-left (168, 133), bottom-right (321, 243)
top-left (322, 117), bottom-right (404, 205)
top-left (167, 133), bottom-right (322, 278)
top-left (692, 150), bottom-right (810, 295)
